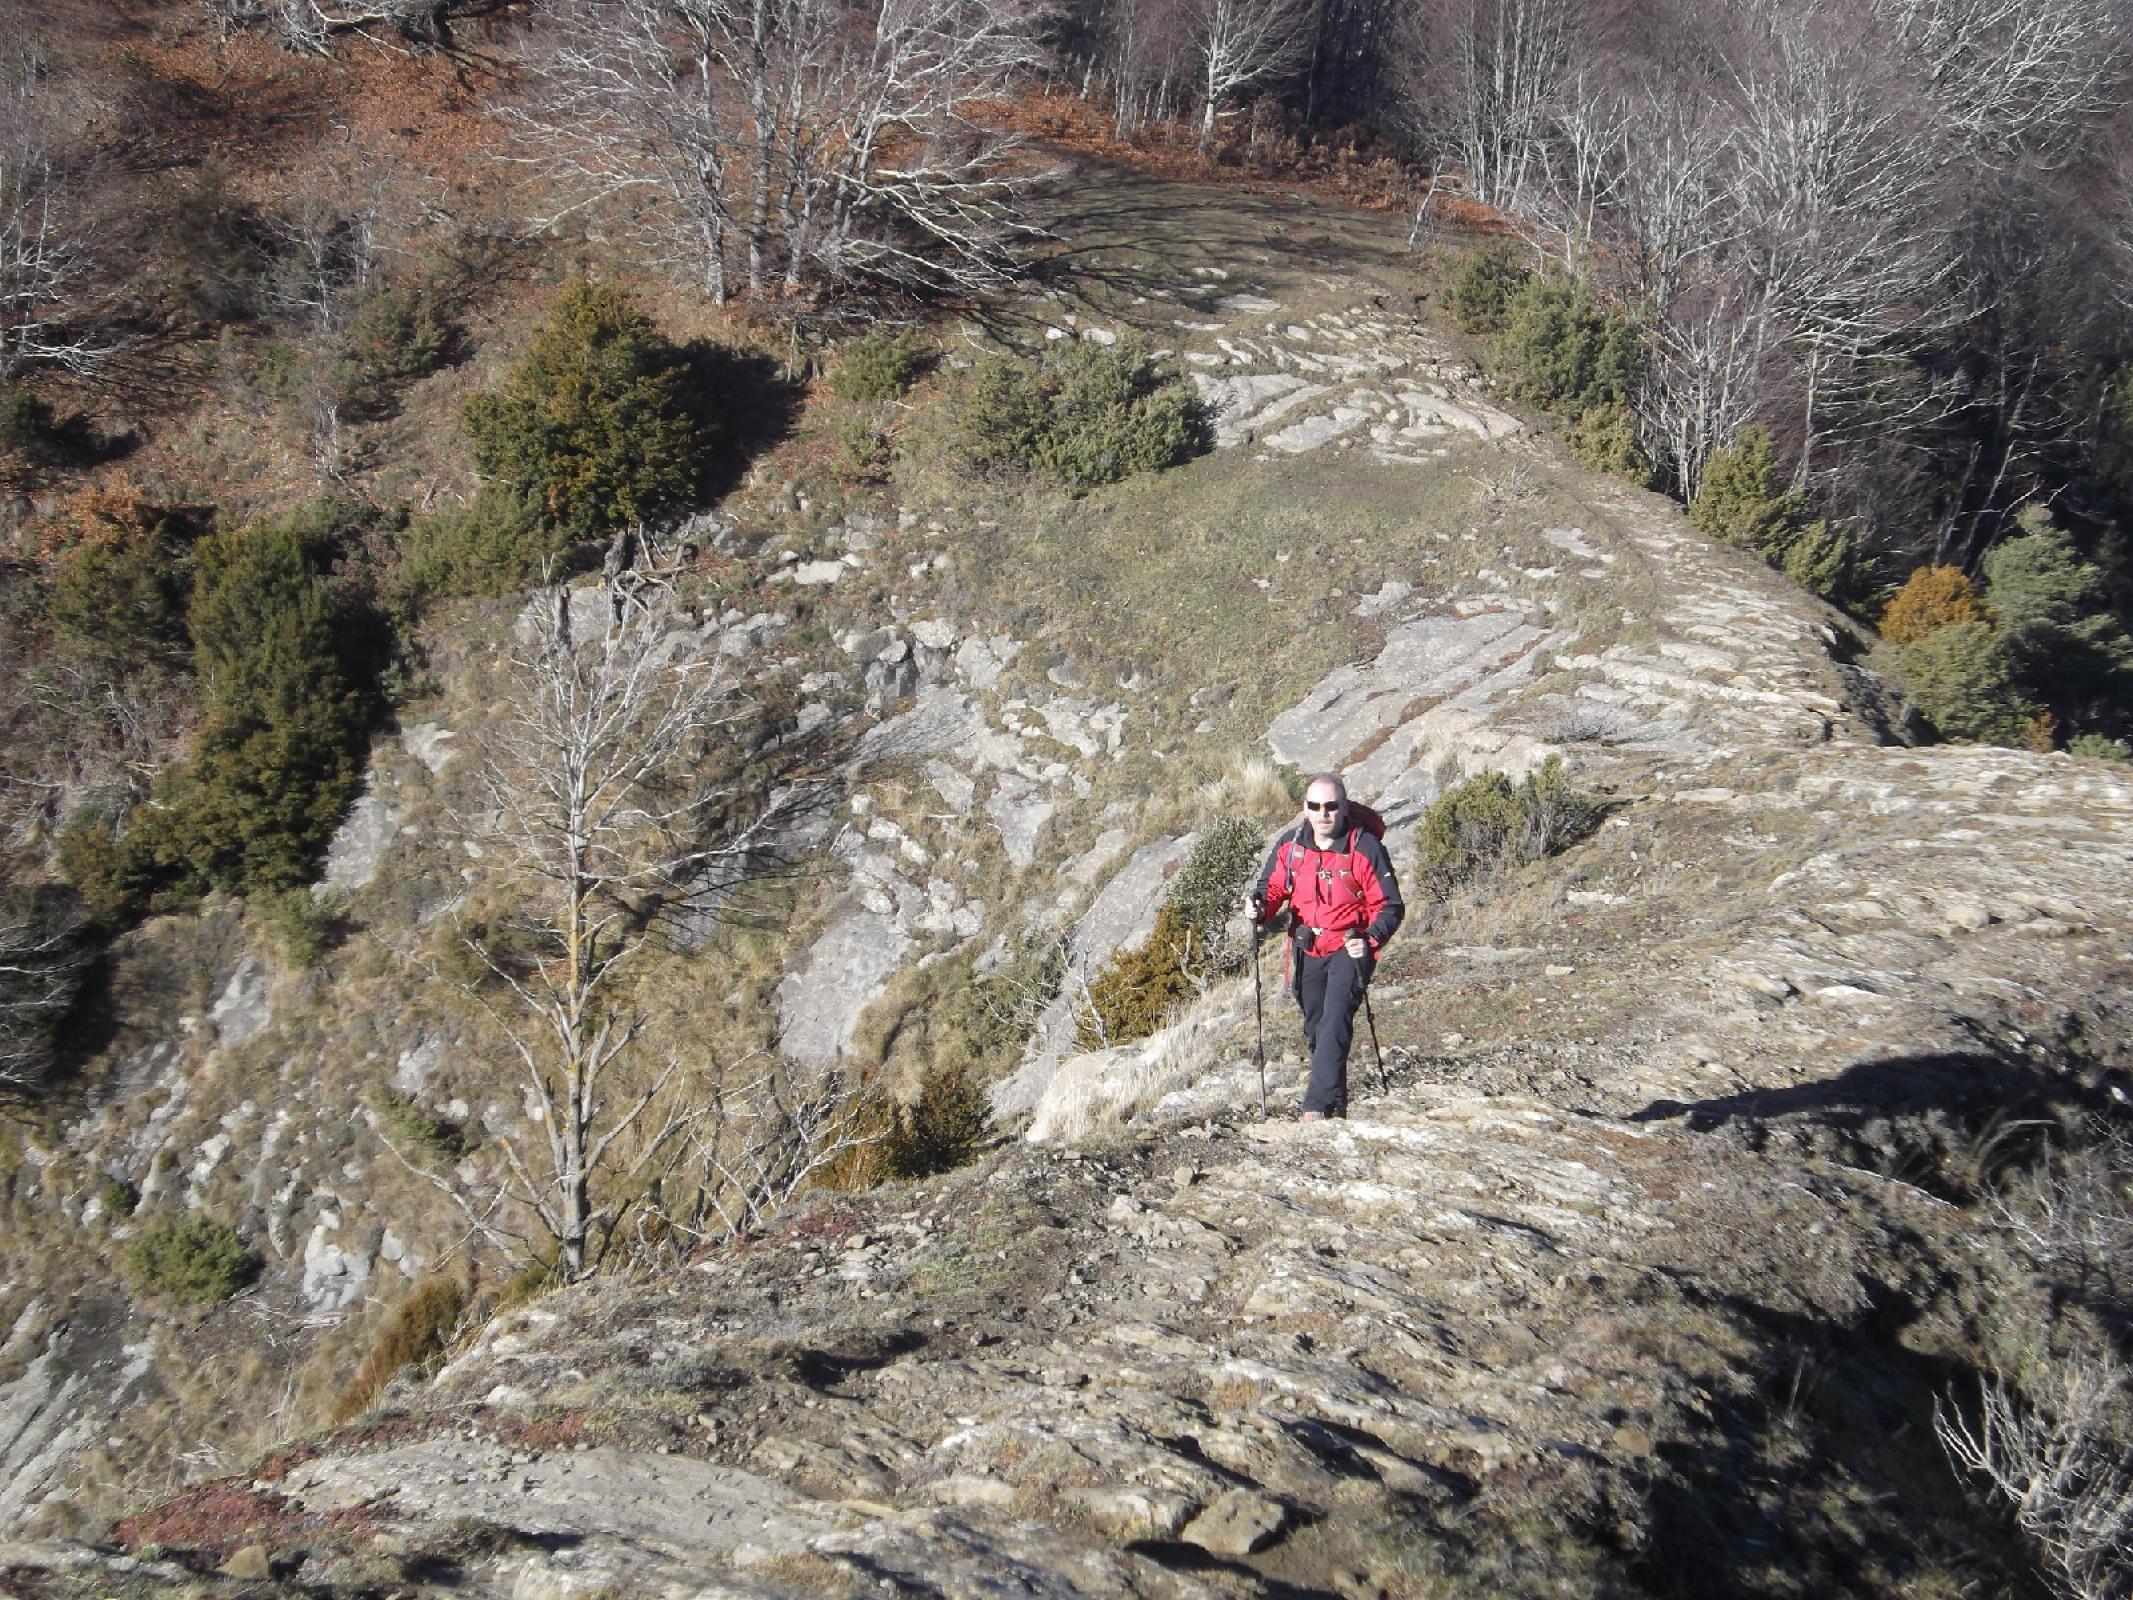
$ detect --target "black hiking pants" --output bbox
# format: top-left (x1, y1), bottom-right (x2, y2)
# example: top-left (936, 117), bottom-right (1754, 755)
top-left (1295, 946), bottom-right (1371, 1116)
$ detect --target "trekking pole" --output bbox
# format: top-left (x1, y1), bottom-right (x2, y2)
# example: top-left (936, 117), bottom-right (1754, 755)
top-left (1251, 924), bottom-right (1268, 1117)
top-left (1363, 987), bottom-right (1386, 1097)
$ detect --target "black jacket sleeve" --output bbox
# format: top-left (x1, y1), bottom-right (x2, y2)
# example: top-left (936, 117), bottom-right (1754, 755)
top-left (1356, 830), bottom-right (1405, 949)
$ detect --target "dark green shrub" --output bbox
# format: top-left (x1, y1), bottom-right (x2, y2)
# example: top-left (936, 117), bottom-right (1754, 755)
top-left (251, 886), bottom-right (339, 968)
top-left (56, 813), bottom-right (158, 929)
top-left (126, 1216), bottom-right (261, 1303)
top-left (330, 1277), bottom-right (465, 1424)
top-left (1896, 621), bottom-right (2041, 745)
top-left (137, 518), bottom-right (368, 899)
top-left (1448, 242), bottom-right (1532, 335)
top-left (343, 280), bottom-right (451, 390)
top-left (463, 278), bottom-right (718, 541)
top-left (1497, 276), bottom-right (1641, 413)
top-left (2069, 733), bottom-right (2133, 762)
top-left (1977, 517), bottom-right (2133, 736)
top-left (1567, 404), bottom-right (1653, 484)
top-left (1418, 757), bottom-right (1603, 898)
top-left (1075, 819), bottom-right (1271, 1049)
top-left (1165, 816), bottom-right (1265, 975)
top-left (958, 340), bottom-right (1204, 490)
top-left (882, 1061), bottom-right (988, 1179)
top-left (397, 485), bottom-right (560, 601)
top-left (1690, 426), bottom-right (1809, 557)
top-left (97, 1177), bottom-right (140, 1221)
top-left (373, 1089), bottom-right (470, 1160)
top-left (0, 388), bottom-right (67, 461)
top-left (1778, 519), bottom-right (1858, 606)
top-left (830, 330), bottom-right (929, 403)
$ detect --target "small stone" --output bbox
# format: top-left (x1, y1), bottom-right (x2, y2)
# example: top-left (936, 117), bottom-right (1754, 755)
top-left (1612, 1424), bottom-right (1654, 1458)
top-left (1180, 1489), bottom-right (1291, 1556)
top-left (1544, 964), bottom-right (1574, 977)
top-left (218, 1544), bottom-right (271, 1581)
top-left (1172, 1165), bottom-right (1198, 1189)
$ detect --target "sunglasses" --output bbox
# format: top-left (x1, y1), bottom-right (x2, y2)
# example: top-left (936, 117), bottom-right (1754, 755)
top-left (1304, 799), bottom-right (1342, 813)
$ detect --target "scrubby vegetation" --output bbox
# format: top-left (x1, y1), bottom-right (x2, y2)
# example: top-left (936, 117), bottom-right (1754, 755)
top-left (957, 339), bottom-right (1205, 489)
top-left (330, 1277), bottom-right (467, 1424)
top-left (126, 1217), bottom-right (262, 1304)
top-left (1417, 758), bottom-right (1605, 900)
top-left (463, 278), bottom-right (720, 543)
top-left (830, 330), bottom-right (930, 404)
top-left (1079, 817), bottom-right (1265, 1049)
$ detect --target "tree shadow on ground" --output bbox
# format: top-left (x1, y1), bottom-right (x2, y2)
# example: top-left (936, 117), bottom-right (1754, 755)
top-left (1623, 1274), bottom-right (2054, 1600)
top-left (1629, 1049), bottom-right (2132, 1200)
top-left (692, 341), bottom-right (802, 504)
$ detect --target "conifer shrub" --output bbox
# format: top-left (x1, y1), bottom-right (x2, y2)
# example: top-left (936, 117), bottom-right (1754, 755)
top-left (97, 1177), bottom-right (139, 1221)
top-left (43, 493), bottom-right (195, 667)
top-left (1417, 757), bottom-right (1603, 898)
top-left (1881, 565), bottom-right (1992, 645)
top-left (1447, 241), bottom-right (1531, 335)
top-left (250, 886), bottom-right (340, 968)
top-left (1163, 816), bottom-right (1265, 975)
top-left (138, 518), bottom-right (368, 898)
top-left (1566, 403), bottom-right (1654, 485)
top-left (1895, 621), bottom-right (2040, 745)
top-left (1690, 426), bottom-right (1810, 557)
top-left (329, 1277), bottom-right (466, 1424)
top-left (463, 279), bottom-right (717, 541)
top-left (1496, 276), bottom-right (1642, 414)
top-left (373, 1089), bottom-right (470, 1160)
top-left (2069, 733), bottom-right (2133, 762)
top-left (830, 330), bottom-right (929, 403)
top-left (1777, 518), bottom-right (1858, 606)
top-left (1078, 901), bottom-right (1200, 1049)
top-left (958, 340), bottom-right (1204, 489)
top-left (343, 280), bottom-right (452, 392)
top-left (396, 485), bottom-right (560, 601)
top-left (882, 1061), bottom-right (989, 1179)
top-left (126, 1216), bottom-right (261, 1303)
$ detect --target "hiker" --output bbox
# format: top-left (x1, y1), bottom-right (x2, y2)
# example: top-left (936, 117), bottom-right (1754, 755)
top-left (1244, 774), bottom-right (1404, 1121)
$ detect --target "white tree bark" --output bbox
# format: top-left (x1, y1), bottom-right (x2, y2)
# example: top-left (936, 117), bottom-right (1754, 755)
top-left (1186, 0), bottom-right (1312, 149)
top-left (454, 574), bottom-right (774, 1280)
top-left (510, 0), bottom-right (1048, 300)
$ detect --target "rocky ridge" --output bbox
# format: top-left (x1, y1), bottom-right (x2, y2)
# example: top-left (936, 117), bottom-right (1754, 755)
top-left (4, 194), bottom-right (2132, 1596)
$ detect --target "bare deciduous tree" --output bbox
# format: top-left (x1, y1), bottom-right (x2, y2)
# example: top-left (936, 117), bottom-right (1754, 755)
top-left (1185, 0), bottom-right (1312, 149)
top-left (0, 57), bottom-right (111, 383)
top-left (1873, 0), bottom-right (2130, 164)
top-left (1396, 0), bottom-right (1575, 211)
top-left (512, 0), bottom-right (1049, 302)
top-left (201, 0), bottom-right (480, 55)
top-left (451, 575), bottom-right (776, 1280)
top-left (0, 893), bottom-right (80, 1097)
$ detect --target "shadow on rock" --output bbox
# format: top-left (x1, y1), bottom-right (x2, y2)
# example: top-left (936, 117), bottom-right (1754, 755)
top-left (1630, 1049), bottom-right (2131, 1200)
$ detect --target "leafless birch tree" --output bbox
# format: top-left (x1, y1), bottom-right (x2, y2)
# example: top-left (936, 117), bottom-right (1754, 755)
top-left (0, 58), bottom-right (111, 382)
top-left (512, 0), bottom-right (1049, 301)
top-left (0, 893), bottom-right (80, 1097)
top-left (1396, 0), bottom-right (1574, 211)
top-left (453, 577), bottom-right (776, 1281)
top-left (1184, 0), bottom-right (1312, 149)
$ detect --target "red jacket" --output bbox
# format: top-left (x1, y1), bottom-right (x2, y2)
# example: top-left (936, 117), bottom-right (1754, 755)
top-left (1254, 820), bottom-right (1405, 959)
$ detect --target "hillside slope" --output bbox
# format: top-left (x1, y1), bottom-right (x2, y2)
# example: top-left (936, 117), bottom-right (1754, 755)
top-left (2, 173), bottom-right (2131, 1598)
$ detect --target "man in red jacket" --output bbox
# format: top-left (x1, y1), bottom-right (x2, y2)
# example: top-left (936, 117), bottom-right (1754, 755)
top-left (1245, 774), bottom-right (1404, 1121)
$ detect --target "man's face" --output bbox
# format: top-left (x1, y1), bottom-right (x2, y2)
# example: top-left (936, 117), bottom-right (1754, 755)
top-left (1305, 784), bottom-right (1344, 841)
